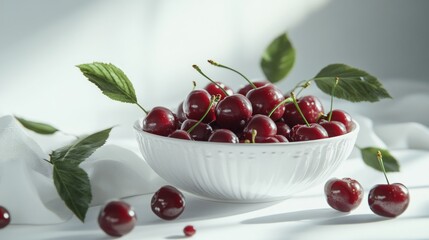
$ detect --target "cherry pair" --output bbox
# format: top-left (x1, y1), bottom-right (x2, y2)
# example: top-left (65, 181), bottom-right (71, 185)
top-left (324, 152), bottom-right (409, 217)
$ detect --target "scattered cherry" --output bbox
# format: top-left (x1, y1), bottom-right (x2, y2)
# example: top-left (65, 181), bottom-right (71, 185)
top-left (183, 225), bottom-right (196, 237)
top-left (98, 200), bottom-right (137, 237)
top-left (143, 106), bottom-right (179, 137)
top-left (0, 206), bottom-right (11, 229)
top-left (368, 151), bottom-right (410, 217)
top-left (151, 185), bottom-right (186, 220)
top-left (324, 177), bottom-right (363, 212)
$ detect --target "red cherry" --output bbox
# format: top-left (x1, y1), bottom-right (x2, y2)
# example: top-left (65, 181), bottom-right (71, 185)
top-left (180, 119), bottom-right (213, 141)
top-left (98, 200), bottom-right (137, 237)
top-left (176, 101), bottom-right (187, 123)
top-left (289, 123), bottom-right (328, 141)
top-left (254, 136), bottom-right (280, 143)
top-left (183, 225), bottom-right (196, 237)
top-left (319, 120), bottom-right (347, 137)
top-left (215, 94), bottom-right (253, 132)
top-left (168, 130), bottom-right (193, 140)
top-left (275, 121), bottom-right (291, 141)
top-left (237, 81), bottom-right (269, 96)
top-left (368, 183), bottom-right (410, 217)
top-left (246, 84), bottom-right (285, 121)
top-left (324, 178), bottom-right (364, 212)
top-left (143, 106), bottom-right (178, 136)
top-left (242, 114), bottom-right (277, 141)
top-left (283, 95), bottom-right (324, 127)
top-left (0, 206), bottom-right (11, 229)
top-left (151, 185), bottom-right (186, 220)
top-left (208, 129), bottom-right (239, 143)
top-left (368, 151), bottom-right (410, 217)
top-left (183, 89), bottom-right (216, 124)
top-left (326, 109), bottom-right (353, 132)
top-left (273, 135), bottom-right (289, 142)
top-left (204, 82), bottom-right (233, 100)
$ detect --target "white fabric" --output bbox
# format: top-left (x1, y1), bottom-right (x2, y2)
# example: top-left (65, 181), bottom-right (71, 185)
top-left (0, 116), bottom-right (166, 224)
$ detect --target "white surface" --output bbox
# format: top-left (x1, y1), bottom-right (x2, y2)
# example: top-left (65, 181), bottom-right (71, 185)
top-left (1, 151), bottom-right (428, 240)
top-left (134, 120), bottom-right (358, 201)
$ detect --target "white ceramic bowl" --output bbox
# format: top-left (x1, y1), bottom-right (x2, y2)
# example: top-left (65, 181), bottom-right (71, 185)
top-left (134, 121), bottom-right (359, 202)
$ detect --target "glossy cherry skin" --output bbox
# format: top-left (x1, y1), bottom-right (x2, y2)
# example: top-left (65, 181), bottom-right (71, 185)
top-left (204, 82), bottom-right (233, 100)
top-left (242, 114), bottom-right (277, 141)
top-left (183, 89), bottom-right (216, 123)
top-left (273, 135), bottom-right (289, 142)
top-left (237, 81), bottom-right (269, 96)
top-left (319, 120), bottom-right (347, 137)
top-left (275, 121), bottom-right (291, 141)
top-left (208, 129), bottom-right (239, 143)
top-left (180, 119), bottom-right (213, 141)
top-left (215, 94), bottom-right (253, 132)
top-left (289, 123), bottom-right (328, 142)
top-left (283, 95), bottom-right (324, 127)
top-left (143, 106), bottom-right (179, 136)
top-left (183, 225), bottom-right (196, 237)
top-left (151, 185), bottom-right (185, 220)
top-left (176, 101), bottom-right (187, 123)
top-left (368, 183), bottom-right (410, 217)
top-left (324, 178), bottom-right (364, 212)
top-left (168, 130), bottom-right (192, 140)
top-left (98, 200), bottom-right (137, 237)
top-left (246, 84), bottom-right (285, 121)
top-left (0, 206), bottom-right (11, 229)
top-left (321, 109), bottom-right (353, 132)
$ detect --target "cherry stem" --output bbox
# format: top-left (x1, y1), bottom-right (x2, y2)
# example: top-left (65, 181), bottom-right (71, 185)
top-left (289, 80), bottom-right (312, 97)
top-left (186, 94), bottom-right (221, 134)
top-left (290, 92), bottom-right (310, 127)
top-left (251, 129), bottom-right (257, 144)
top-left (192, 81), bottom-right (197, 91)
top-left (192, 64), bottom-right (229, 96)
top-left (328, 77), bottom-right (339, 121)
top-left (377, 150), bottom-right (390, 185)
top-left (268, 97), bottom-right (292, 118)
top-left (136, 102), bottom-right (149, 115)
top-left (208, 59), bottom-right (256, 89)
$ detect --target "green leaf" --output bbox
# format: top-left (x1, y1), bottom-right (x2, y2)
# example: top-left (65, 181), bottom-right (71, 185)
top-left (53, 161), bottom-right (91, 222)
top-left (50, 127), bottom-right (112, 165)
top-left (360, 147), bottom-right (400, 172)
top-left (77, 62), bottom-right (137, 104)
top-left (15, 116), bottom-right (59, 135)
top-left (313, 64), bottom-right (392, 102)
top-left (260, 33), bottom-right (295, 83)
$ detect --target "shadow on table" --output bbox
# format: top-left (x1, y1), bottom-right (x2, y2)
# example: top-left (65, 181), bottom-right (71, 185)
top-left (169, 195), bottom-right (282, 222)
top-left (241, 208), bottom-right (347, 224)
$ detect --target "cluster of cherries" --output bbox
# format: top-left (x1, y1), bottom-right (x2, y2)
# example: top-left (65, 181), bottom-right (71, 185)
top-left (98, 185), bottom-right (188, 237)
top-left (142, 61), bottom-right (354, 143)
top-left (324, 151), bottom-right (409, 217)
